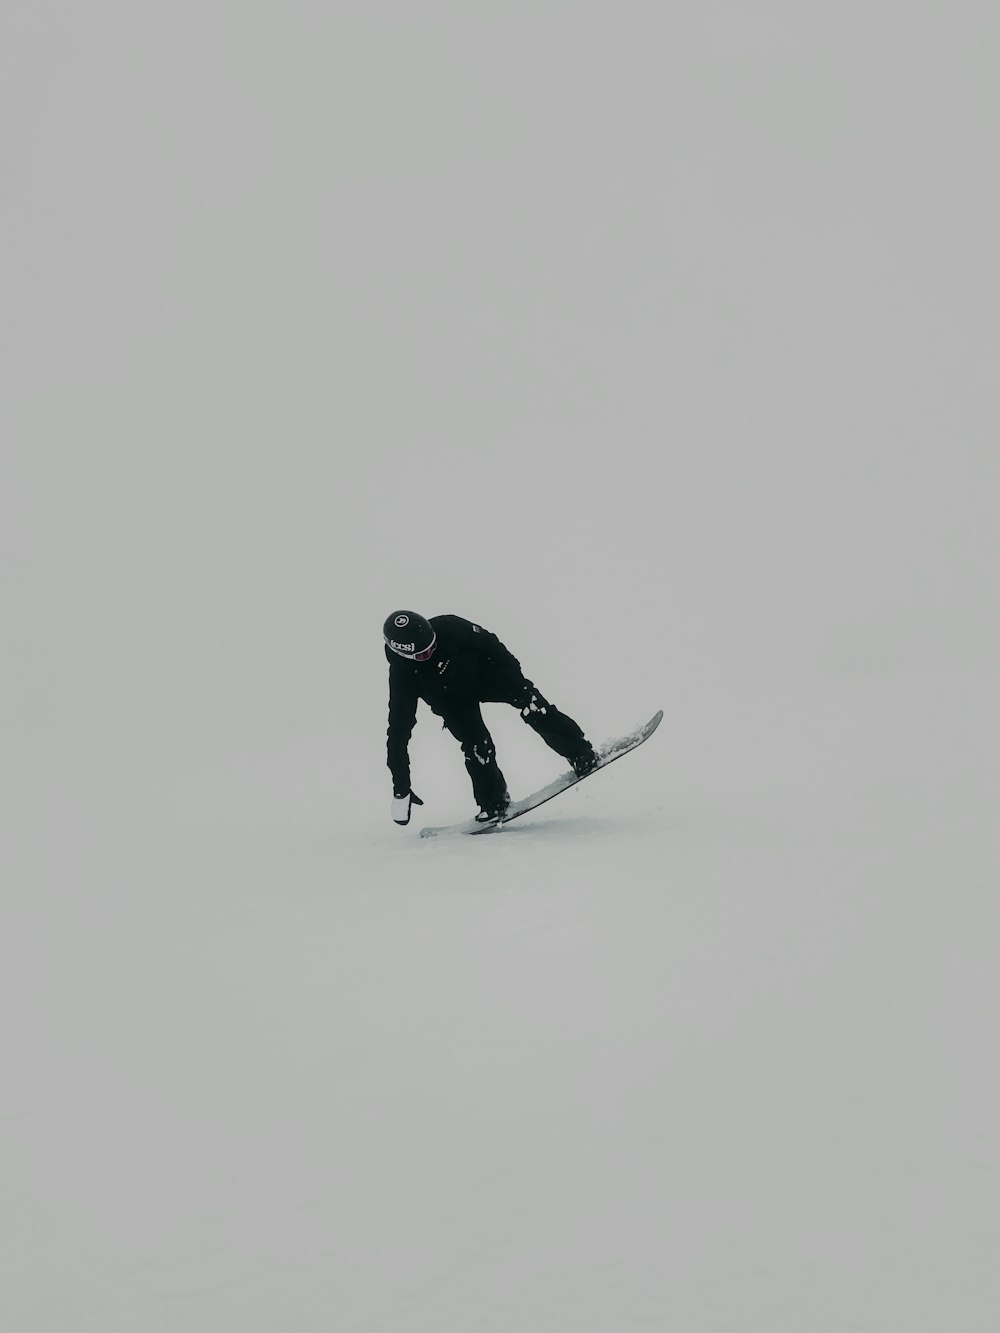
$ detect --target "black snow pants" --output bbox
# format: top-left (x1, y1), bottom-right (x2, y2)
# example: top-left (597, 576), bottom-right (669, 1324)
top-left (439, 678), bottom-right (588, 811)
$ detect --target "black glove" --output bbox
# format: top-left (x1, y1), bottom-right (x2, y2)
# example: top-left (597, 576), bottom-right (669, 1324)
top-left (391, 789), bottom-right (424, 825)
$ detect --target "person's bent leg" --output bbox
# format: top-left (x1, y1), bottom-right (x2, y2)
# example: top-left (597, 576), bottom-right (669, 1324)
top-left (441, 702), bottom-right (510, 812)
top-left (494, 680), bottom-right (599, 773)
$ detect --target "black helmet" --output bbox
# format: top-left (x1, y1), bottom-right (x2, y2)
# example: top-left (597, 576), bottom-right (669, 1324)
top-left (383, 610), bottom-right (437, 661)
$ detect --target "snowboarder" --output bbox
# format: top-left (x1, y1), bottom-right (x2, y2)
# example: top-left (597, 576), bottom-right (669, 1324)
top-left (384, 611), bottom-right (598, 826)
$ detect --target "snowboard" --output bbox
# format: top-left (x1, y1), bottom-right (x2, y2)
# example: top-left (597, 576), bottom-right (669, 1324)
top-left (419, 710), bottom-right (663, 838)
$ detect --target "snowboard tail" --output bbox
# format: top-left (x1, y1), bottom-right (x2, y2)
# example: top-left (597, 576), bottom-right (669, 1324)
top-left (419, 710), bottom-right (663, 838)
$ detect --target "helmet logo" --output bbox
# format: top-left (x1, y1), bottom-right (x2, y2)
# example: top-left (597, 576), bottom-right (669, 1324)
top-left (394, 614), bottom-right (409, 627)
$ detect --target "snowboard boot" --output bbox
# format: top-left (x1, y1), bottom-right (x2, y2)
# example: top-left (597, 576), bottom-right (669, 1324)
top-left (475, 790), bottom-right (511, 823)
top-left (569, 746), bottom-right (600, 777)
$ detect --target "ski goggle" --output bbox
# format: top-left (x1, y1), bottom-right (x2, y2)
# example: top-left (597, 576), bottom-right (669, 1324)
top-left (386, 633), bottom-right (437, 662)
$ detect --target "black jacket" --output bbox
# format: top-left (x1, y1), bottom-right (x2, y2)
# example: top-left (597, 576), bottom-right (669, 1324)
top-left (385, 614), bottom-right (525, 793)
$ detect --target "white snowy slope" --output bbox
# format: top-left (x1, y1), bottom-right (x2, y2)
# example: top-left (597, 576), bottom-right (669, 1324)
top-left (3, 4), bottom-right (999, 1332)
top-left (4, 671), bottom-right (997, 1333)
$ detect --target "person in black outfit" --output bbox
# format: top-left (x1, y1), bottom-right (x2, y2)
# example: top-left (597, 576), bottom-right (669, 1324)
top-left (384, 610), bottom-right (598, 825)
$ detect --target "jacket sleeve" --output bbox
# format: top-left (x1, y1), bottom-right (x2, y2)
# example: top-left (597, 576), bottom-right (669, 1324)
top-left (386, 669), bottom-right (418, 793)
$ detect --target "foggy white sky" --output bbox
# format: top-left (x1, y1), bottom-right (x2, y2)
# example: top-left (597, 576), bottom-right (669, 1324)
top-left (4, 3), bottom-right (997, 777)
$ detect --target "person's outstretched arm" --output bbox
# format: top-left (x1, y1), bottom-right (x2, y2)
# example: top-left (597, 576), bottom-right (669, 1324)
top-left (387, 671), bottom-right (420, 821)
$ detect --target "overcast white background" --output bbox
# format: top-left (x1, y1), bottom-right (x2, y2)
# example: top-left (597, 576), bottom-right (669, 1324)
top-left (3, 3), bottom-right (998, 1330)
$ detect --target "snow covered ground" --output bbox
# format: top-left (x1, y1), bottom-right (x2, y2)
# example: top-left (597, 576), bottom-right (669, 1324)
top-left (4, 5), bottom-right (999, 1331)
